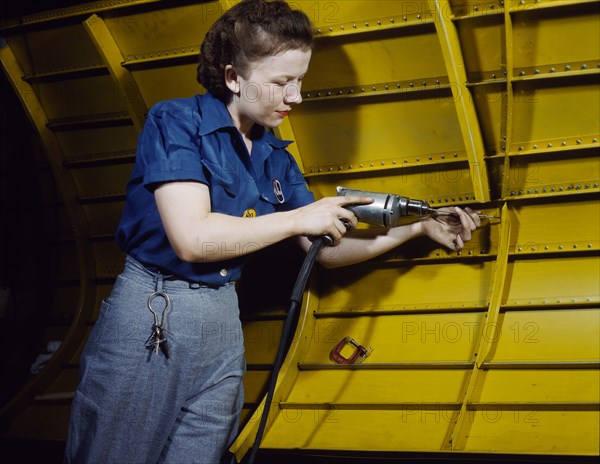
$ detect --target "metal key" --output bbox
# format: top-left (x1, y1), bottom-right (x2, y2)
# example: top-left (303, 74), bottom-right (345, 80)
top-left (146, 291), bottom-right (171, 359)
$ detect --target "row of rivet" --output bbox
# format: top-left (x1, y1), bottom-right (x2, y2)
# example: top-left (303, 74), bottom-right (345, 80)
top-left (517, 63), bottom-right (600, 76)
top-left (514, 136), bottom-right (599, 152)
top-left (315, 14), bottom-right (430, 35)
top-left (509, 183), bottom-right (599, 196)
top-left (517, 243), bottom-right (595, 252)
top-left (17, 0), bottom-right (138, 23)
top-left (126, 46), bottom-right (196, 62)
top-left (307, 152), bottom-right (462, 174)
top-left (303, 79), bottom-right (448, 100)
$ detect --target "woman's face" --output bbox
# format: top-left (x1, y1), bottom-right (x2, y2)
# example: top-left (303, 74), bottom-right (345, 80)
top-left (226, 48), bottom-right (312, 132)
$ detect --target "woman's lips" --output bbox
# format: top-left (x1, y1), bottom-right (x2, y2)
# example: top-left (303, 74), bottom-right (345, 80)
top-left (277, 111), bottom-right (290, 117)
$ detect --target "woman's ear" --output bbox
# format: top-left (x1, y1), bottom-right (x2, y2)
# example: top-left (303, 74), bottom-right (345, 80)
top-left (224, 65), bottom-right (240, 94)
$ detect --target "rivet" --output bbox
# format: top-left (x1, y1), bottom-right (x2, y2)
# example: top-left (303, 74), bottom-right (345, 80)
top-left (429, 156), bottom-right (433, 160)
top-left (533, 145), bottom-right (538, 149)
top-left (559, 245), bottom-right (563, 249)
top-left (306, 93), bottom-right (311, 98)
top-left (404, 159), bottom-right (408, 163)
top-left (361, 88), bottom-right (365, 92)
top-left (526, 190), bottom-right (531, 194)
top-left (576, 139), bottom-right (582, 144)
top-left (534, 189), bottom-right (539, 193)
top-left (565, 65), bottom-right (571, 70)
top-left (349, 165), bottom-right (353, 169)
top-left (359, 164), bottom-right (363, 167)
top-left (329, 27), bottom-right (333, 31)
top-left (585, 184), bottom-right (590, 189)
top-left (340, 25), bottom-right (344, 30)
top-left (317, 92), bottom-right (321, 97)
top-left (377, 20), bottom-right (381, 25)
top-left (385, 85), bottom-right (389, 90)
top-left (492, 73), bottom-right (496, 78)
top-left (372, 86), bottom-right (376, 91)
top-left (403, 16), bottom-right (408, 21)
top-left (474, 5), bottom-right (478, 10)
top-left (338, 166), bottom-right (343, 170)
top-left (549, 67), bottom-right (555, 72)
top-left (547, 143), bottom-right (552, 147)
top-left (588, 244), bottom-right (593, 248)
top-left (441, 154), bottom-right (445, 159)
top-left (453, 153), bottom-right (458, 158)
top-left (390, 18), bottom-right (395, 23)
top-left (422, 82), bottom-right (427, 86)
top-left (329, 167), bottom-right (333, 171)
top-left (392, 160), bottom-right (397, 164)
top-left (576, 185), bottom-right (581, 190)
top-left (370, 163), bottom-right (374, 167)
top-left (397, 83), bottom-right (401, 88)
top-left (353, 24), bottom-right (357, 28)
top-left (327, 91), bottom-right (332, 96)
top-left (416, 158), bottom-right (420, 162)
top-left (338, 90), bottom-right (343, 95)
top-left (534, 69), bottom-right (540, 74)
top-left (542, 188), bottom-right (547, 193)
top-left (349, 89), bottom-right (354, 94)
top-left (317, 29), bottom-right (322, 33)
top-left (531, 246), bottom-right (535, 251)
top-left (561, 141), bottom-right (566, 146)
top-left (520, 71), bottom-right (526, 76)
top-left (593, 138), bottom-right (598, 143)
top-left (544, 246), bottom-right (549, 250)
top-left (417, 14), bottom-right (421, 19)
top-left (365, 22), bottom-right (369, 26)
top-left (519, 146), bottom-right (524, 151)
top-left (581, 64), bottom-right (587, 69)
top-left (573, 244), bottom-right (578, 248)
top-left (410, 82), bottom-right (414, 87)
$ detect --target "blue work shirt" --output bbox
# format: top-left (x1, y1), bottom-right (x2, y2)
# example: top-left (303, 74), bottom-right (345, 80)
top-left (116, 92), bottom-right (315, 286)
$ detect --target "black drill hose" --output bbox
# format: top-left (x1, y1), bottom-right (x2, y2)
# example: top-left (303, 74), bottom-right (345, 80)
top-left (246, 236), bottom-right (327, 464)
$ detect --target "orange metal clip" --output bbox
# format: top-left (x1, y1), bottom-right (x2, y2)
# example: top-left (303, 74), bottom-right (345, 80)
top-left (329, 337), bottom-right (372, 364)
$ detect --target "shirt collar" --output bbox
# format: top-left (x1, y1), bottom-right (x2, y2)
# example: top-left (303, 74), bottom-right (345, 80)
top-left (197, 92), bottom-right (293, 149)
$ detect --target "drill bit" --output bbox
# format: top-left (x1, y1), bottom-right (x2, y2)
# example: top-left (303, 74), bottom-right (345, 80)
top-left (431, 210), bottom-right (500, 220)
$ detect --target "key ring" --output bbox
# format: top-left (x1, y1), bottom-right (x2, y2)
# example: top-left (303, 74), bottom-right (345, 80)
top-left (147, 291), bottom-right (171, 329)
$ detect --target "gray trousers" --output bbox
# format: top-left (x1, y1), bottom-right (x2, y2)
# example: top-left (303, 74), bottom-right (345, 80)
top-left (65, 255), bottom-right (245, 464)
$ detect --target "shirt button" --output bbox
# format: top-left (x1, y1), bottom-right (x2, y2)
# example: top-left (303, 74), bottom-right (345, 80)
top-left (220, 269), bottom-right (228, 277)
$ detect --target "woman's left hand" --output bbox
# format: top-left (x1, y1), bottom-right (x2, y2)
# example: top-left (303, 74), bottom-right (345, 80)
top-left (420, 207), bottom-right (482, 251)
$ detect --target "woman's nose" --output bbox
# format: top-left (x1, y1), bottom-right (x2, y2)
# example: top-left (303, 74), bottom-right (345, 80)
top-left (284, 82), bottom-right (302, 104)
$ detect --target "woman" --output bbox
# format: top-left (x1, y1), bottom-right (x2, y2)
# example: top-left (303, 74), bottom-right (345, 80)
top-left (65, 1), bottom-right (481, 463)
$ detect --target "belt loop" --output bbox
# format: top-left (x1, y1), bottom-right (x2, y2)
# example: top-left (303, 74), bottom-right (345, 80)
top-left (155, 272), bottom-right (164, 293)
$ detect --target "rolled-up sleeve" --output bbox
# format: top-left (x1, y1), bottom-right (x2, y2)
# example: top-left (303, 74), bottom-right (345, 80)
top-left (140, 102), bottom-right (207, 190)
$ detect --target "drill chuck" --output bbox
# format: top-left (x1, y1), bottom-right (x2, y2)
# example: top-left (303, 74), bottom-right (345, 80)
top-left (336, 186), bottom-right (435, 228)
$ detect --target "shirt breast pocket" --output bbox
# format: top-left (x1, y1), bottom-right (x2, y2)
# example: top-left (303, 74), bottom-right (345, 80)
top-left (201, 159), bottom-right (240, 206)
top-left (260, 177), bottom-right (291, 210)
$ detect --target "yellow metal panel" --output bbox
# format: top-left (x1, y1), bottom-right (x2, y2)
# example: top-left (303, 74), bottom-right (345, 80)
top-left (263, 409), bottom-right (454, 451)
top-left (317, 262), bottom-right (494, 312)
top-left (512, 80), bottom-right (600, 145)
top-left (512, 4), bottom-right (600, 70)
top-left (5, 24), bottom-right (103, 76)
top-left (463, 410), bottom-right (599, 454)
top-left (304, 27), bottom-right (445, 92)
top-left (31, 74), bottom-right (128, 121)
top-left (131, 63), bottom-right (204, 107)
top-left (303, 312), bottom-right (485, 363)
top-left (457, 15), bottom-right (504, 76)
top-left (479, 370), bottom-right (600, 403)
top-left (492, 309), bottom-right (600, 361)
top-left (102, 3), bottom-right (224, 57)
top-left (292, 96), bottom-right (465, 174)
top-left (287, 370), bottom-right (469, 404)
top-left (508, 200), bottom-right (600, 252)
top-left (55, 126), bottom-right (137, 160)
top-left (505, 258), bottom-right (600, 305)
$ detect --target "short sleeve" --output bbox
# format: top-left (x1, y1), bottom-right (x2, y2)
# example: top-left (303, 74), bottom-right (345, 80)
top-left (139, 102), bottom-right (207, 190)
top-left (281, 152), bottom-right (315, 210)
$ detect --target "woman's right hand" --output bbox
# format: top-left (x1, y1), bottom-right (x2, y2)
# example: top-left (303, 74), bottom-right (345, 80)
top-left (289, 196), bottom-right (373, 245)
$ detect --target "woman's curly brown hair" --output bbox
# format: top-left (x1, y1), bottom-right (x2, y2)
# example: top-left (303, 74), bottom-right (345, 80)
top-left (197, 0), bottom-right (314, 102)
